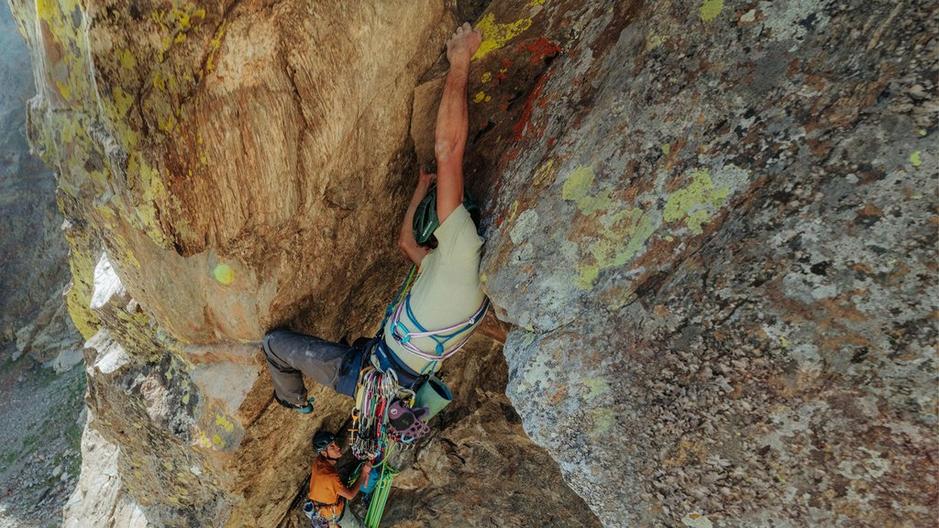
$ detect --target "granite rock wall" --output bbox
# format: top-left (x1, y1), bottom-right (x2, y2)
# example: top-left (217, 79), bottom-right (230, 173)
top-left (8, 0), bottom-right (937, 526)
top-left (465, 0), bottom-right (938, 526)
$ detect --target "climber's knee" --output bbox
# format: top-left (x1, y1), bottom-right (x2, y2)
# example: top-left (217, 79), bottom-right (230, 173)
top-left (261, 328), bottom-right (295, 369)
top-left (261, 329), bottom-right (283, 358)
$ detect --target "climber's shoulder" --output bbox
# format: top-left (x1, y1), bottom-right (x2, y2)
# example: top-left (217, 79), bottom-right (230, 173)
top-left (433, 204), bottom-right (483, 257)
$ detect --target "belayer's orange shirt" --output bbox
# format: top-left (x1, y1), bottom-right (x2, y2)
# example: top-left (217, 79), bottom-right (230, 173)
top-left (309, 457), bottom-right (344, 519)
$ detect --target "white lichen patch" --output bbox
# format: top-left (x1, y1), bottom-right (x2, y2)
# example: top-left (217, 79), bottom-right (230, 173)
top-left (758, 0), bottom-right (831, 46)
top-left (190, 362), bottom-right (259, 414)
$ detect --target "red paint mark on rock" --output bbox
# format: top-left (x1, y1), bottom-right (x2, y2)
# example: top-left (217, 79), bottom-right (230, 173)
top-left (503, 145), bottom-right (521, 162)
top-left (512, 72), bottom-right (550, 141)
top-left (524, 37), bottom-right (561, 64)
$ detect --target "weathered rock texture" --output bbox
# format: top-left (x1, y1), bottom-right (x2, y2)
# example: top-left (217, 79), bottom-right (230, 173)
top-left (10, 0), bottom-right (938, 526)
top-left (62, 412), bottom-right (148, 528)
top-left (0, 1), bottom-right (79, 363)
top-left (9, 0), bottom-right (597, 526)
top-left (462, 1), bottom-right (938, 527)
top-left (382, 334), bottom-right (599, 528)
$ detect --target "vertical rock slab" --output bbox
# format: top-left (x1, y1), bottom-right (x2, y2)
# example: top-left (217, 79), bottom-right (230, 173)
top-left (63, 413), bottom-right (150, 528)
top-left (7, 0), bottom-right (455, 526)
top-left (12, 0), bottom-right (457, 345)
top-left (383, 337), bottom-right (602, 528)
top-left (474, 0), bottom-right (938, 526)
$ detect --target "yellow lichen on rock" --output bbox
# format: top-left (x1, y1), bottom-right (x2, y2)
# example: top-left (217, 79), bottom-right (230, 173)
top-left (663, 169), bottom-right (732, 234)
top-left (473, 12), bottom-right (533, 60)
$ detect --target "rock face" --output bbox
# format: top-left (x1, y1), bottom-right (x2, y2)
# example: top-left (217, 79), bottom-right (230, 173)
top-left (383, 335), bottom-right (600, 528)
top-left (467, 1), bottom-right (937, 527)
top-left (9, 0), bottom-right (597, 526)
top-left (0, 1), bottom-right (79, 363)
top-left (62, 413), bottom-right (148, 528)
top-left (9, 0), bottom-right (937, 527)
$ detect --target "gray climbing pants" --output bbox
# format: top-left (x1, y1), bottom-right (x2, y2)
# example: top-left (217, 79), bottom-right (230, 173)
top-left (262, 329), bottom-right (369, 406)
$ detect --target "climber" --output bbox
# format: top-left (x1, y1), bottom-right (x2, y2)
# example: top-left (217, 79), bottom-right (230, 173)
top-left (304, 430), bottom-right (373, 528)
top-left (261, 22), bottom-right (484, 412)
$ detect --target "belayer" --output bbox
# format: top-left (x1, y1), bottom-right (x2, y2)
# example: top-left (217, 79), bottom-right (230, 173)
top-left (261, 23), bottom-right (485, 416)
top-left (304, 430), bottom-right (373, 528)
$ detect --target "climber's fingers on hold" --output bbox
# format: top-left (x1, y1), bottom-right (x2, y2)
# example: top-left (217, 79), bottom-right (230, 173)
top-left (446, 22), bottom-right (480, 57)
top-left (455, 22), bottom-right (479, 42)
top-left (418, 166), bottom-right (436, 189)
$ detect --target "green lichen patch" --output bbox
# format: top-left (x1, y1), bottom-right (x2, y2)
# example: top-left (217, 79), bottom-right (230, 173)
top-left (562, 165), bottom-right (613, 215)
top-left (699, 0), bottom-right (723, 22)
top-left (663, 167), bottom-right (746, 234)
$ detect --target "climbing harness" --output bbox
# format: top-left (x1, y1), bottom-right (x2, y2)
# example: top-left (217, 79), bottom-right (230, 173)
top-left (372, 261), bottom-right (488, 386)
top-left (303, 498), bottom-right (338, 528)
top-left (389, 294), bottom-right (489, 364)
top-left (352, 261), bottom-right (486, 456)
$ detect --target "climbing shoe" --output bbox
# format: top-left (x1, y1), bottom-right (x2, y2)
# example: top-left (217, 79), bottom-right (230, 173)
top-left (273, 391), bottom-right (315, 414)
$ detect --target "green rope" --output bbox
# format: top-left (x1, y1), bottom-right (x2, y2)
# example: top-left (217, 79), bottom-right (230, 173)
top-left (364, 445), bottom-right (398, 528)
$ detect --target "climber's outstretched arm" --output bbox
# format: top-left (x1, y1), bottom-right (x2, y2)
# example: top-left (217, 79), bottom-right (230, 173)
top-left (434, 23), bottom-right (481, 225)
top-left (397, 167), bottom-right (433, 266)
top-left (336, 460), bottom-right (373, 500)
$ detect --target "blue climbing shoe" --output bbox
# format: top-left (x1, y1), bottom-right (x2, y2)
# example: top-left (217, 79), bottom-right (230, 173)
top-left (274, 392), bottom-right (314, 414)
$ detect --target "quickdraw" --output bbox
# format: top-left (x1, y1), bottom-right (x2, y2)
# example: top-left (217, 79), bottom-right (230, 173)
top-left (351, 367), bottom-right (399, 460)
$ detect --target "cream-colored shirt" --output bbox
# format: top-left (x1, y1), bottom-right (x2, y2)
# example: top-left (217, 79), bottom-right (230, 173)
top-left (383, 205), bottom-right (485, 375)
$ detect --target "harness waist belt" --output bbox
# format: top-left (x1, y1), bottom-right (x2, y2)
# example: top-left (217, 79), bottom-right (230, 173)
top-left (370, 338), bottom-right (422, 388)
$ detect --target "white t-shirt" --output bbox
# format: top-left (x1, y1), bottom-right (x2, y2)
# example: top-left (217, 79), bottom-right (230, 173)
top-left (382, 205), bottom-right (485, 375)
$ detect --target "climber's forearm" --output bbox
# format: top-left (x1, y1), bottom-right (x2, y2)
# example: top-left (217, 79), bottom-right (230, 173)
top-left (434, 63), bottom-right (470, 166)
top-left (397, 177), bottom-right (431, 265)
top-left (338, 463), bottom-right (372, 500)
top-left (433, 63), bottom-right (469, 224)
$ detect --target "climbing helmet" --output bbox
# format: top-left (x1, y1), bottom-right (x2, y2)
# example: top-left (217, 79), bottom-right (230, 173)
top-left (412, 185), bottom-right (481, 246)
top-left (312, 431), bottom-right (336, 453)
